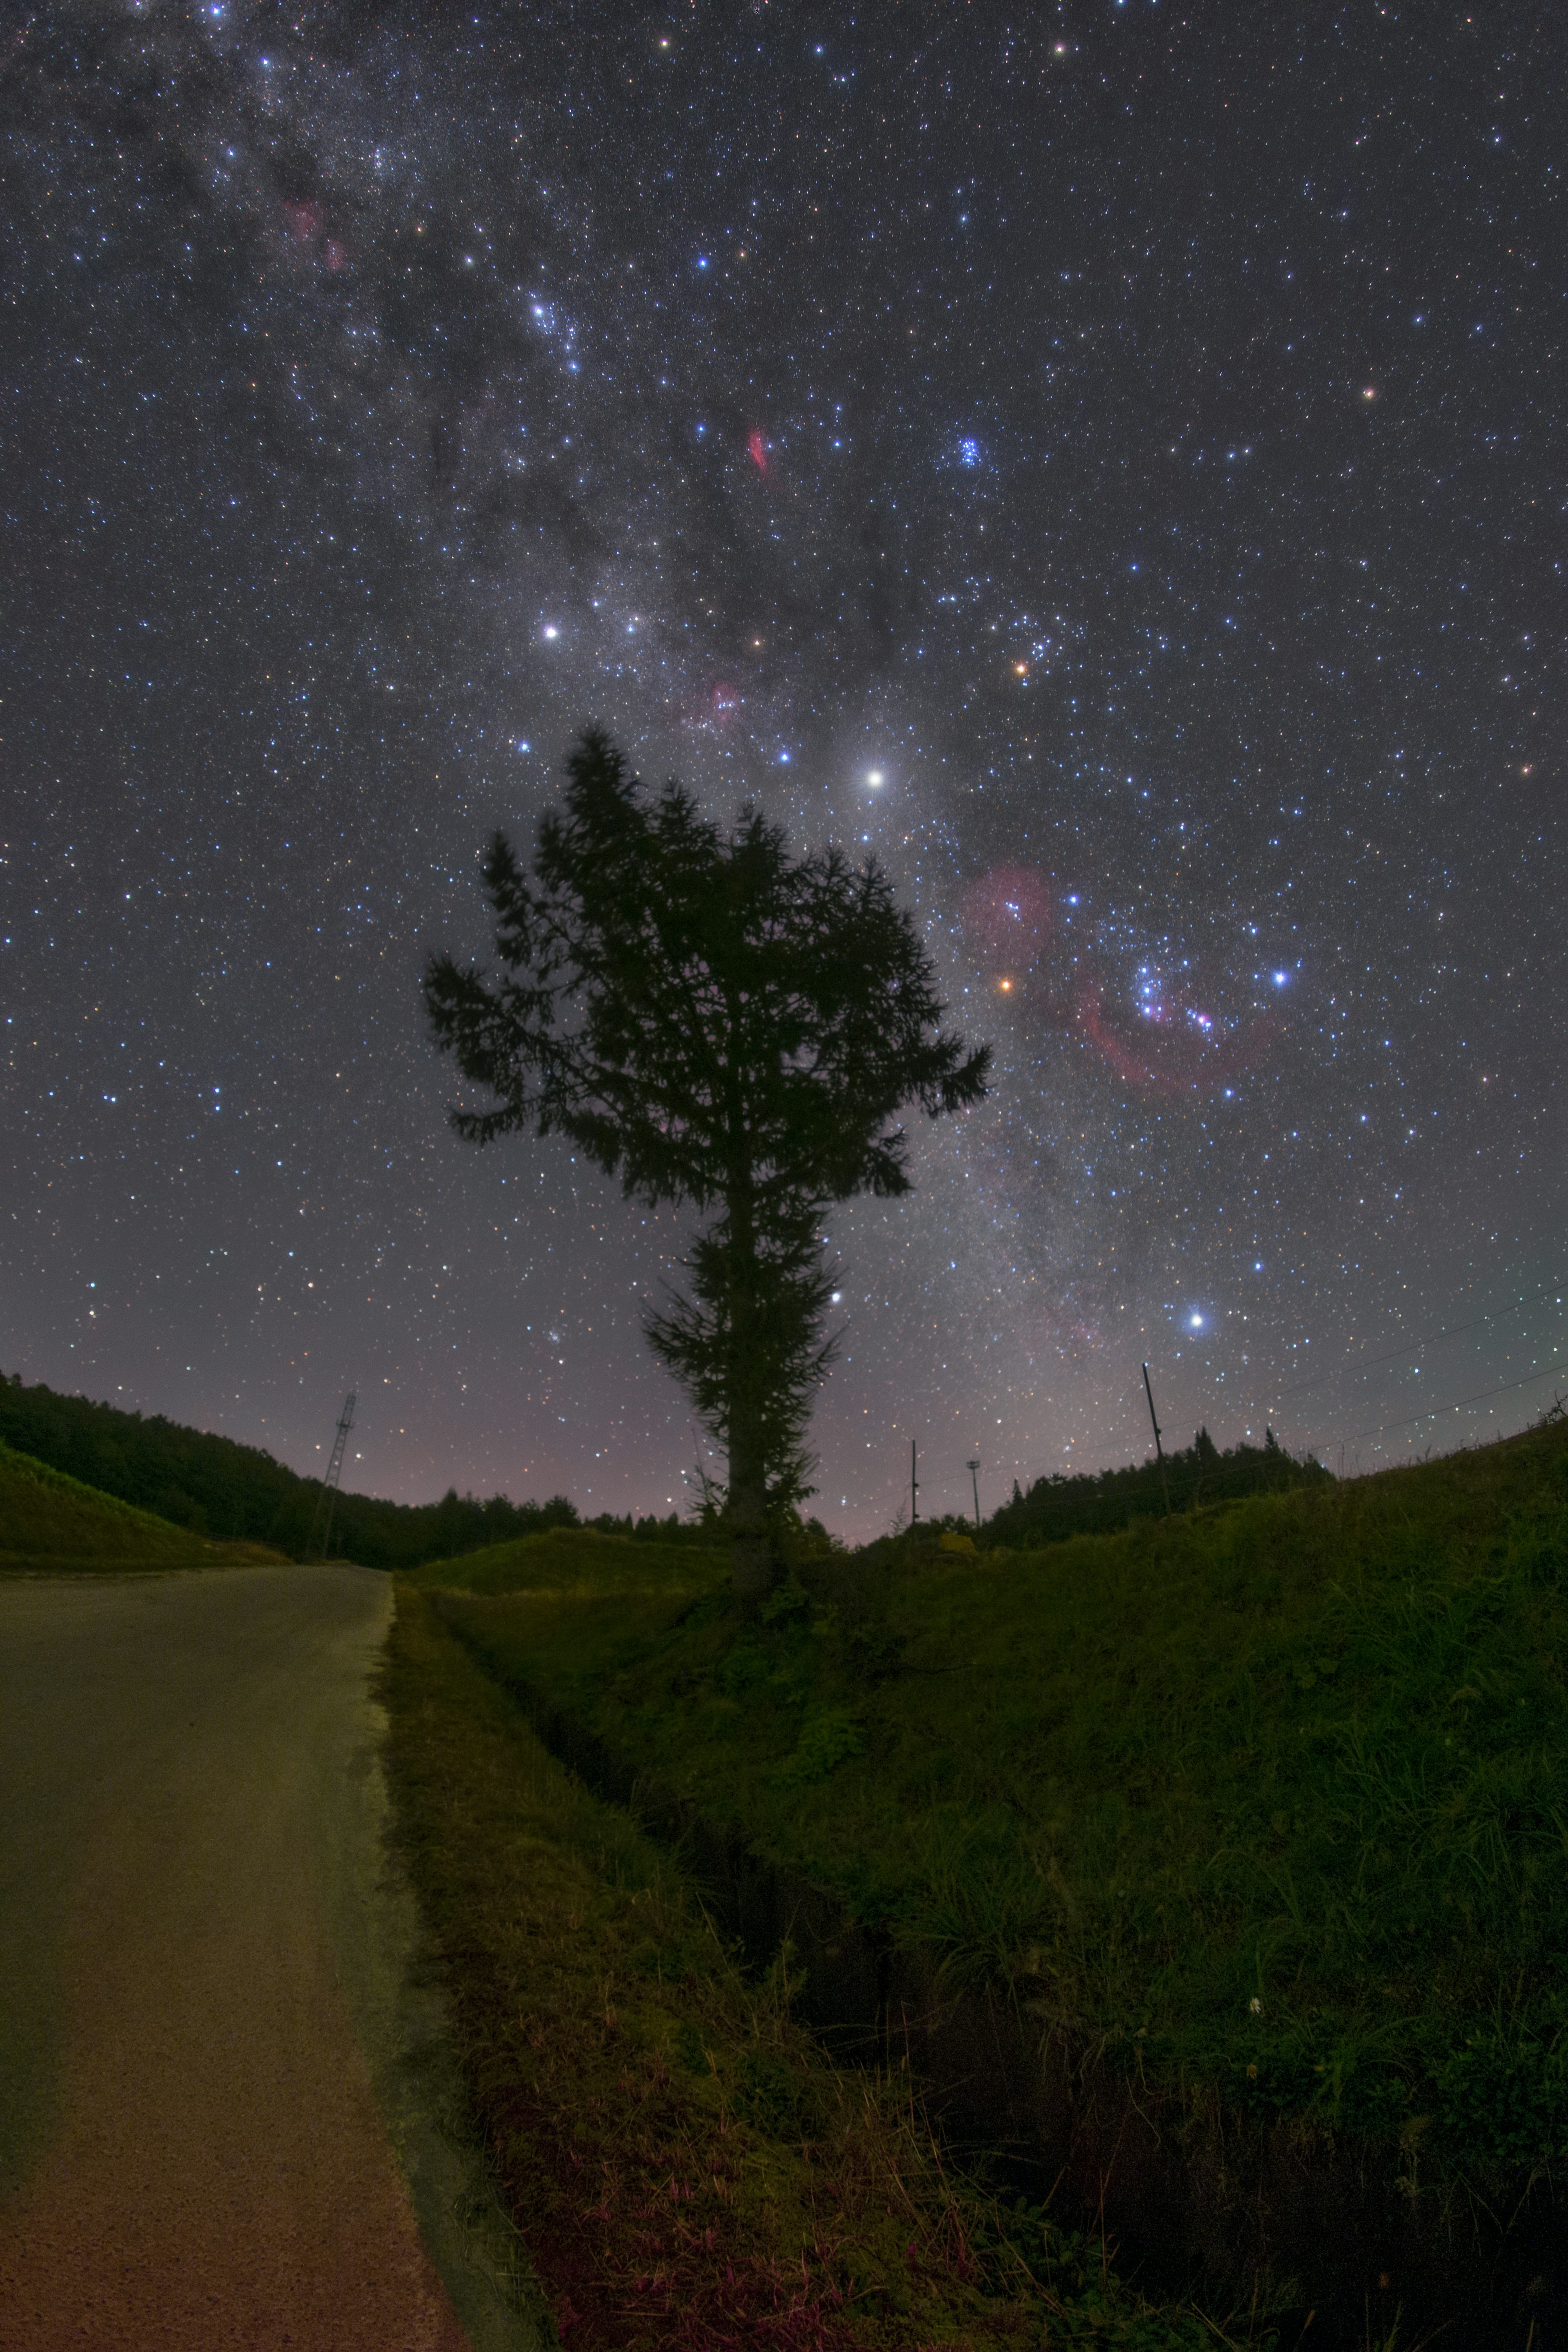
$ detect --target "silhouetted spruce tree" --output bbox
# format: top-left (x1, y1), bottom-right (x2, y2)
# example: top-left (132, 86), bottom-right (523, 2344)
top-left (424, 732), bottom-right (990, 1596)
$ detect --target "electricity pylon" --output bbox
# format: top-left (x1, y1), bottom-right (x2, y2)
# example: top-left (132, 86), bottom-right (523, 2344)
top-left (308, 1392), bottom-right (356, 1560)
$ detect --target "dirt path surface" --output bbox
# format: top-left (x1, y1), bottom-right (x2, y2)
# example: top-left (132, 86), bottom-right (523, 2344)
top-left (0, 1564), bottom-right (542, 2352)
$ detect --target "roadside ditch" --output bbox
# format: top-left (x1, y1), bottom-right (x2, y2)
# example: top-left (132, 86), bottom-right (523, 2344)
top-left (429, 1591), bottom-right (1564, 2352)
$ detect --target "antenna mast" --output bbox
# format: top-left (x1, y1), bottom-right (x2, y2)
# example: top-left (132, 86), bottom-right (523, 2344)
top-left (308, 1392), bottom-right (356, 1560)
top-left (910, 1438), bottom-right (919, 1528)
top-left (967, 1458), bottom-right (981, 1528)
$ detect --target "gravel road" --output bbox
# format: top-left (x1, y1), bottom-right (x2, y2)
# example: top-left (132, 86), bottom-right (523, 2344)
top-left (0, 1564), bottom-right (548, 2352)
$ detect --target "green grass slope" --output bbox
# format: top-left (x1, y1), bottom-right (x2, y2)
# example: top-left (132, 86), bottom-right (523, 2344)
top-left (0, 1444), bottom-right (272, 1570)
top-left (1, 1370), bottom-right (585, 1566)
top-left (421, 1411), bottom-right (1568, 2188)
top-left (403, 1522), bottom-right (726, 1600)
top-left (387, 1584), bottom-right (1239, 2351)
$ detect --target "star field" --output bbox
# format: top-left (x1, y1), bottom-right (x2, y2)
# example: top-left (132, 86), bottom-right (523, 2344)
top-left (2, 3), bottom-right (1563, 1538)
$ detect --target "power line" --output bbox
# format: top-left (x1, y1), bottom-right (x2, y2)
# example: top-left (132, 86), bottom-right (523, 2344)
top-left (1336, 1356), bottom-right (1568, 1447)
top-left (1268, 1277), bottom-right (1565, 1404)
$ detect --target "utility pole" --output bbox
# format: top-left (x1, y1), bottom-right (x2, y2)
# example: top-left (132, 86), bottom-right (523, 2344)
top-left (1140, 1363), bottom-right (1171, 1516)
top-left (967, 1457), bottom-right (981, 1528)
top-left (308, 1392), bottom-right (356, 1561)
top-left (910, 1438), bottom-right (919, 1527)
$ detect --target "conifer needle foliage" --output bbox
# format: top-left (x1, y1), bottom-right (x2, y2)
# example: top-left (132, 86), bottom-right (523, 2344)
top-left (425, 732), bottom-right (989, 1592)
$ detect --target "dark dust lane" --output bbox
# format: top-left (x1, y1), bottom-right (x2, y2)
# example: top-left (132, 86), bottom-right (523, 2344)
top-left (0, 1564), bottom-right (545, 2352)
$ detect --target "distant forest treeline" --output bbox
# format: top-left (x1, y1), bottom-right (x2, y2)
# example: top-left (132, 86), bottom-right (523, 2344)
top-left (981, 1425), bottom-right (1332, 1549)
top-left (0, 1374), bottom-right (702, 1569)
top-left (1, 1375), bottom-right (1332, 1569)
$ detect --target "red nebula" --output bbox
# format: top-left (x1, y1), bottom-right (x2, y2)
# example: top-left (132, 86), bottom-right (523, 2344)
top-left (323, 238), bottom-right (347, 273)
top-left (677, 680), bottom-right (744, 734)
top-left (1074, 977), bottom-right (1278, 1096)
top-left (282, 200), bottom-right (321, 242)
top-left (959, 866), bottom-right (1054, 966)
top-left (747, 428), bottom-right (769, 473)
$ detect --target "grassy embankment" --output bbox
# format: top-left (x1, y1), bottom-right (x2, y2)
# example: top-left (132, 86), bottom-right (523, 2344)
top-left (385, 1578), bottom-right (1251, 2348)
top-left (0, 1442), bottom-right (286, 1569)
top-left (410, 1412), bottom-right (1568, 2205)
top-left (1, 1369), bottom-right (590, 1566)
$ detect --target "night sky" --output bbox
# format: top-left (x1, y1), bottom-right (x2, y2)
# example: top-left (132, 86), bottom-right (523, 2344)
top-left (4, 3), bottom-right (1563, 1542)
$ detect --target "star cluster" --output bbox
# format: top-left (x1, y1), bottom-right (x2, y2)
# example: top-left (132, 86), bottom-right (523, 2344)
top-left (2, 3), bottom-right (1562, 1535)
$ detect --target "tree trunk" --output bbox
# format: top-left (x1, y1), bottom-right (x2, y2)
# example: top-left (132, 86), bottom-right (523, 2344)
top-left (724, 1172), bottom-right (775, 1600)
top-left (726, 1466), bottom-right (772, 1599)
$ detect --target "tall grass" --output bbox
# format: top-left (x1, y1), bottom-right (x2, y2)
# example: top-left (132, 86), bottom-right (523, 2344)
top-left (384, 1584), bottom-right (1249, 2349)
top-left (425, 1414), bottom-right (1568, 2188)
